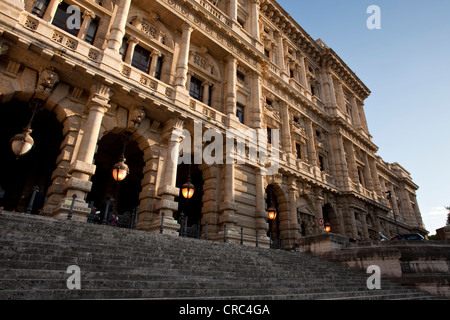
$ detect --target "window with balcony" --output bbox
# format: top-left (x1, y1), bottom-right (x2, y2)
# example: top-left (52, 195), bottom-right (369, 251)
top-left (189, 76), bottom-right (204, 102)
top-left (132, 45), bottom-right (151, 73)
top-left (52, 2), bottom-right (81, 37)
top-left (32, 0), bottom-right (50, 18)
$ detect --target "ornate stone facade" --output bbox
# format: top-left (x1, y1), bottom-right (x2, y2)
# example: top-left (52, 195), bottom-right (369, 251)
top-left (0, 0), bottom-right (427, 247)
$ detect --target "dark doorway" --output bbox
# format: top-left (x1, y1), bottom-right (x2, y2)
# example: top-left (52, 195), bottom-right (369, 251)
top-left (266, 185), bottom-right (281, 247)
top-left (86, 133), bottom-right (144, 222)
top-left (175, 163), bottom-right (204, 238)
top-left (0, 100), bottom-right (63, 212)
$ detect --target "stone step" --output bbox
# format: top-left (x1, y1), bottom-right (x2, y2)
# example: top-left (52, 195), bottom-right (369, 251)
top-left (0, 287), bottom-right (431, 300)
top-left (0, 211), bottom-right (438, 300)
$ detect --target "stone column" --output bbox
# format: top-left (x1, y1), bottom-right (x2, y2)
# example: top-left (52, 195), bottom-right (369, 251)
top-left (254, 167), bottom-right (269, 246)
top-left (106, 0), bottom-right (132, 53)
top-left (299, 56), bottom-right (308, 89)
top-left (361, 212), bottom-right (369, 240)
top-left (349, 96), bottom-right (362, 128)
top-left (78, 10), bottom-right (96, 41)
top-left (250, 0), bottom-right (260, 38)
top-left (229, 0), bottom-right (238, 21)
top-left (225, 55), bottom-right (237, 116)
top-left (153, 118), bottom-right (185, 235)
top-left (42, 0), bottom-right (62, 22)
top-left (281, 102), bottom-right (292, 154)
top-left (368, 157), bottom-right (383, 203)
top-left (345, 141), bottom-right (359, 189)
top-left (362, 152), bottom-right (374, 196)
top-left (335, 80), bottom-right (346, 113)
top-left (322, 69), bottom-right (339, 113)
top-left (330, 133), bottom-right (351, 190)
top-left (305, 118), bottom-right (317, 167)
top-left (313, 189), bottom-right (324, 235)
top-left (202, 81), bottom-right (211, 105)
top-left (398, 186), bottom-right (415, 226)
top-left (219, 162), bottom-right (238, 239)
top-left (251, 71), bottom-right (263, 129)
top-left (411, 194), bottom-right (424, 229)
top-left (287, 177), bottom-right (300, 244)
top-left (358, 102), bottom-right (370, 132)
top-left (123, 37), bottom-right (139, 65)
top-left (276, 32), bottom-right (287, 79)
top-left (52, 84), bottom-right (112, 221)
top-left (175, 22), bottom-right (193, 88)
top-left (149, 50), bottom-right (162, 77)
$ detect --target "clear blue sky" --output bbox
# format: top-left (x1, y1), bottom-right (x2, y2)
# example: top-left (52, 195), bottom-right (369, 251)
top-left (276, 0), bottom-right (450, 234)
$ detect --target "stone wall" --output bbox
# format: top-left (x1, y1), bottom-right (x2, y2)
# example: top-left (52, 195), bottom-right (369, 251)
top-left (300, 234), bottom-right (450, 298)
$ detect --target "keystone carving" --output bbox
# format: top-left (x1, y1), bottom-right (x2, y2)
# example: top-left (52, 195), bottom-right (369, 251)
top-left (127, 106), bottom-right (146, 130)
top-left (35, 67), bottom-right (59, 101)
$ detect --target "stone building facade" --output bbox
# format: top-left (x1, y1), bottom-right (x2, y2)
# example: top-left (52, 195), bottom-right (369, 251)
top-left (0, 0), bottom-right (427, 247)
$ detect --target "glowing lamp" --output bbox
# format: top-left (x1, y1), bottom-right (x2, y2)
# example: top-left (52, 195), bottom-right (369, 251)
top-left (268, 207), bottom-right (277, 220)
top-left (324, 223), bottom-right (331, 233)
top-left (181, 179), bottom-right (195, 199)
top-left (112, 156), bottom-right (129, 181)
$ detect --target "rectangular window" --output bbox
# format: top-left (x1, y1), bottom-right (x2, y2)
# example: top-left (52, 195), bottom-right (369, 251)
top-left (236, 104), bottom-right (245, 124)
top-left (32, 0), bottom-right (50, 18)
top-left (267, 128), bottom-right (272, 145)
top-left (132, 45), bottom-right (151, 73)
top-left (84, 18), bottom-right (99, 45)
top-left (296, 143), bottom-right (302, 159)
top-left (237, 70), bottom-right (246, 82)
top-left (189, 76), bottom-right (204, 102)
top-left (319, 155), bottom-right (325, 171)
top-left (52, 2), bottom-right (81, 37)
top-left (207, 85), bottom-right (213, 107)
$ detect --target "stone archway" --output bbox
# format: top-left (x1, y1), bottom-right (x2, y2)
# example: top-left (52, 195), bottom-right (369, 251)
top-left (265, 183), bottom-right (289, 248)
top-left (0, 100), bottom-right (63, 212)
top-left (86, 132), bottom-right (145, 225)
top-left (322, 203), bottom-right (340, 234)
top-left (174, 163), bottom-right (204, 238)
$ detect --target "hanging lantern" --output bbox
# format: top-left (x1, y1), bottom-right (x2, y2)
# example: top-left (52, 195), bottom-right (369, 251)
top-left (268, 207), bottom-right (277, 220)
top-left (181, 178), bottom-right (195, 199)
top-left (324, 223), bottom-right (331, 233)
top-left (112, 156), bottom-right (129, 181)
top-left (11, 128), bottom-right (34, 159)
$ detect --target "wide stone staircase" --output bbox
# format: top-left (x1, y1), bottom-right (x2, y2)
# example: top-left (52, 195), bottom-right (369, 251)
top-left (0, 211), bottom-right (442, 300)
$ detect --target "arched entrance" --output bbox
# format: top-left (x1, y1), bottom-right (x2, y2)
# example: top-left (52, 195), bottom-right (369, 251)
top-left (0, 100), bottom-right (63, 212)
top-left (175, 163), bottom-right (204, 238)
top-left (322, 203), bottom-right (339, 234)
top-left (265, 184), bottom-right (290, 248)
top-left (86, 132), bottom-right (144, 227)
